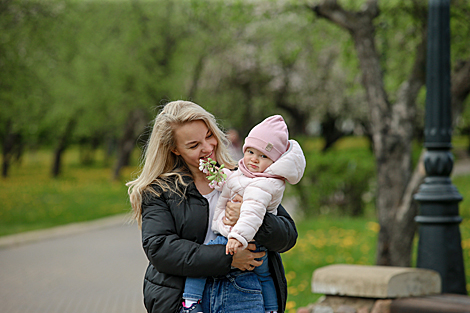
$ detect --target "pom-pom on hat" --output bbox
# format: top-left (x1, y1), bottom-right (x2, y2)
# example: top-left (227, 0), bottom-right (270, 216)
top-left (243, 115), bottom-right (289, 162)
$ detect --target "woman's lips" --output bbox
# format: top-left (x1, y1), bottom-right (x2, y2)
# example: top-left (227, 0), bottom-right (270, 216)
top-left (201, 152), bottom-right (213, 161)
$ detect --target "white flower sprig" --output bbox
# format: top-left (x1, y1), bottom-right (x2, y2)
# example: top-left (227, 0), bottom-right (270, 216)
top-left (199, 158), bottom-right (229, 189)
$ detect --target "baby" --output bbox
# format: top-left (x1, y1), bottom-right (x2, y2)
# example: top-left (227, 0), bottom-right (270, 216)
top-left (182, 115), bottom-right (306, 313)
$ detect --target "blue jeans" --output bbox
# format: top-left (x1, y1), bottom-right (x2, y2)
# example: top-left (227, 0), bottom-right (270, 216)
top-left (183, 235), bottom-right (278, 312)
top-left (202, 270), bottom-right (264, 313)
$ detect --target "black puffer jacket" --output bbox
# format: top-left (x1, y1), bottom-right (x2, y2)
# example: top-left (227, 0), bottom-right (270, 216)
top-left (141, 176), bottom-right (298, 313)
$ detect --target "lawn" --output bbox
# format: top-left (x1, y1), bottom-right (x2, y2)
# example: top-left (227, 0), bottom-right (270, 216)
top-left (0, 148), bottom-right (134, 236)
top-left (282, 214), bottom-right (470, 312)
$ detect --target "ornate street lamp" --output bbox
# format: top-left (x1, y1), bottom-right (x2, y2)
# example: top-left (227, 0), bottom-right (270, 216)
top-left (414, 0), bottom-right (467, 294)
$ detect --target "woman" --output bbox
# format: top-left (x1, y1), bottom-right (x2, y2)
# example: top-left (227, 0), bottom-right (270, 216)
top-left (127, 100), bottom-right (297, 313)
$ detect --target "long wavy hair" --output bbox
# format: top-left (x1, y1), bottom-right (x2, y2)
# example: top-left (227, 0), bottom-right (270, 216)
top-left (126, 100), bottom-right (235, 226)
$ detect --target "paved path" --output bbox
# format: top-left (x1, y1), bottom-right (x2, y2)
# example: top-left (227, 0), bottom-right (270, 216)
top-left (0, 216), bottom-right (148, 313)
top-left (453, 157), bottom-right (470, 177)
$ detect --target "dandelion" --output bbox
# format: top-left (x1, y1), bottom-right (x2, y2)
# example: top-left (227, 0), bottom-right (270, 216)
top-left (367, 221), bottom-right (380, 233)
top-left (286, 271), bottom-right (296, 282)
top-left (288, 286), bottom-right (299, 296)
top-left (341, 236), bottom-right (355, 248)
top-left (286, 301), bottom-right (296, 310)
top-left (462, 238), bottom-right (470, 249)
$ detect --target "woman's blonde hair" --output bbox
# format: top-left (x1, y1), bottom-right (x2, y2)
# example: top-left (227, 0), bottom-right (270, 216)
top-left (126, 100), bottom-right (235, 226)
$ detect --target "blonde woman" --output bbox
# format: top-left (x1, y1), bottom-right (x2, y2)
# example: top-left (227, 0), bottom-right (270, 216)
top-left (127, 101), bottom-right (297, 313)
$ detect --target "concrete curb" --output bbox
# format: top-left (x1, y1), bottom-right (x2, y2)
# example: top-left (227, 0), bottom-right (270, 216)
top-left (0, 213), bottom-right (135, 250)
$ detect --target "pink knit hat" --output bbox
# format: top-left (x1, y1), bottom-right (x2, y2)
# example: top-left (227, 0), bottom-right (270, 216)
top-left (243, 115), bottom-right (289, 162)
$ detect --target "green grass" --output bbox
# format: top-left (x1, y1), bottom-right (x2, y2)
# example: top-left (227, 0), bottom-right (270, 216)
top-left (282, 217), bottom-right (379, 311)
top-left (0, 148), bottom-right (135, 236)
top-left (283, 215), bottom-right (470, 312)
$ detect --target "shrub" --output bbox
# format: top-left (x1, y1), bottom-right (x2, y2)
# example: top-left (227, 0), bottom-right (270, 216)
top-left (292, 137), bottom-right (376, 217)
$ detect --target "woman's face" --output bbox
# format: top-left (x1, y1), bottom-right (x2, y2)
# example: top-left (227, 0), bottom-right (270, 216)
top-left (172, 120), bottom-right (218, 175)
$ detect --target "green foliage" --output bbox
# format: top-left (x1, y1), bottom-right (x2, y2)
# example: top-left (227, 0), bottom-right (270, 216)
top-left (0, 148), bottom-right (131, 236)
top-left (0, 0), bottom-right (56, 145)
top-left (1, 0), bottom-right (470, 177)
top-left (453, 174), bottom-right (470, 221)
top-left (293, 136), bottom-right (376, 217)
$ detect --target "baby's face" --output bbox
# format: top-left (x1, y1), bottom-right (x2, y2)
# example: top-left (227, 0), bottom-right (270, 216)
top-left (243, 147), bottom-right (274, 173)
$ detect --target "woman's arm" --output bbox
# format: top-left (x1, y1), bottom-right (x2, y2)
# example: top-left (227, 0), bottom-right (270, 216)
top-left (253, 204), bottom-right (298, 253)
top-left (141, 192), bottom-right (233, 278)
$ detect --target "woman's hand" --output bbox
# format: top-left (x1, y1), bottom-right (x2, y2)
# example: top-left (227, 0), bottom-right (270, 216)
top-left (231, 243), bottom-right (265, 271)
top-left (224, 194), bottom-right (242, 226)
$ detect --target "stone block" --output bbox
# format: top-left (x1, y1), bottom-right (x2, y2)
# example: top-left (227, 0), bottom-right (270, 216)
top-left (357, 307), bottom-right (370, 313)
top-left (337, 305), bottom-right (357, 313)
top-left (370, 299), bottom-right (392, 313)
top-left (390, 294), bottom-right (470, 313)
top-left (315, 295), bottom-right (376, 313)
top-left (312, 264), bottom-right (441, 298)
top-left (312, 306), bottom-right (334, 313)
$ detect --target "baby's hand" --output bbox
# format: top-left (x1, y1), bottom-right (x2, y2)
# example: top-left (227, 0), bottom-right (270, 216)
top-left (226, 238), bottom-right (243, 255)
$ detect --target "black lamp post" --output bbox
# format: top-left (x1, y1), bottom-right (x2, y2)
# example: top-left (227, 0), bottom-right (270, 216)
top-left (414, 0), bottom-right (467, 294)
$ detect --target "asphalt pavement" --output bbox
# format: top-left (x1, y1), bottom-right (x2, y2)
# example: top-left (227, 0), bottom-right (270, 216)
top-left (0, 215), bottom-right (148, 313)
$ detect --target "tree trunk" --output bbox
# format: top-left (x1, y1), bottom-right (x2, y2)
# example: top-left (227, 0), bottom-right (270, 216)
top-left (113, 108), bottom-right (147, 180)
top-left (276, 100), bottom-right (309, 136)
top-left (1, 119), bottom-right (23, 178)
top-left (51, 118), bottom-right (76, 178)
top-left (2, 119), bottom-right (14, 178)
top-left (321, 112), bottom-right (345, 152)
top-left (311, 0), bottom-right (425, 266)
top-left (309, 0), bottom-right (470, 265)
top-left (450, 57), bottom-right (470, 158)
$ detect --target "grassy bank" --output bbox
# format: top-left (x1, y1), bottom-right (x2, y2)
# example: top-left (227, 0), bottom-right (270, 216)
top-left (283, 214), bottom-right (470, 312)
top-left (0, 149), bottom-right (134, 236)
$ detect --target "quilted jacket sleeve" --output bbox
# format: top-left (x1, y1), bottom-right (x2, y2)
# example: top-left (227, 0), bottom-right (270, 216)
top-left (254, 204), bottom-right (298, 253)
top-left (141, 192), bottom-right (232, 278)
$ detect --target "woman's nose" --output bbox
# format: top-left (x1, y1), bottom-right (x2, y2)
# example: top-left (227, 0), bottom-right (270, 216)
top-left (202, 140), bottom-right (211, 152)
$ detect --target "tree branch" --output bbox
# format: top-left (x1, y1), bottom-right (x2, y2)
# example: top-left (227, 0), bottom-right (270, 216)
top-left (309, 0), bottom-right (379, 33)
top-left (309, 0), bottom-right (355, 32)
top-left (309, 0), bottom-right (389, 136)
